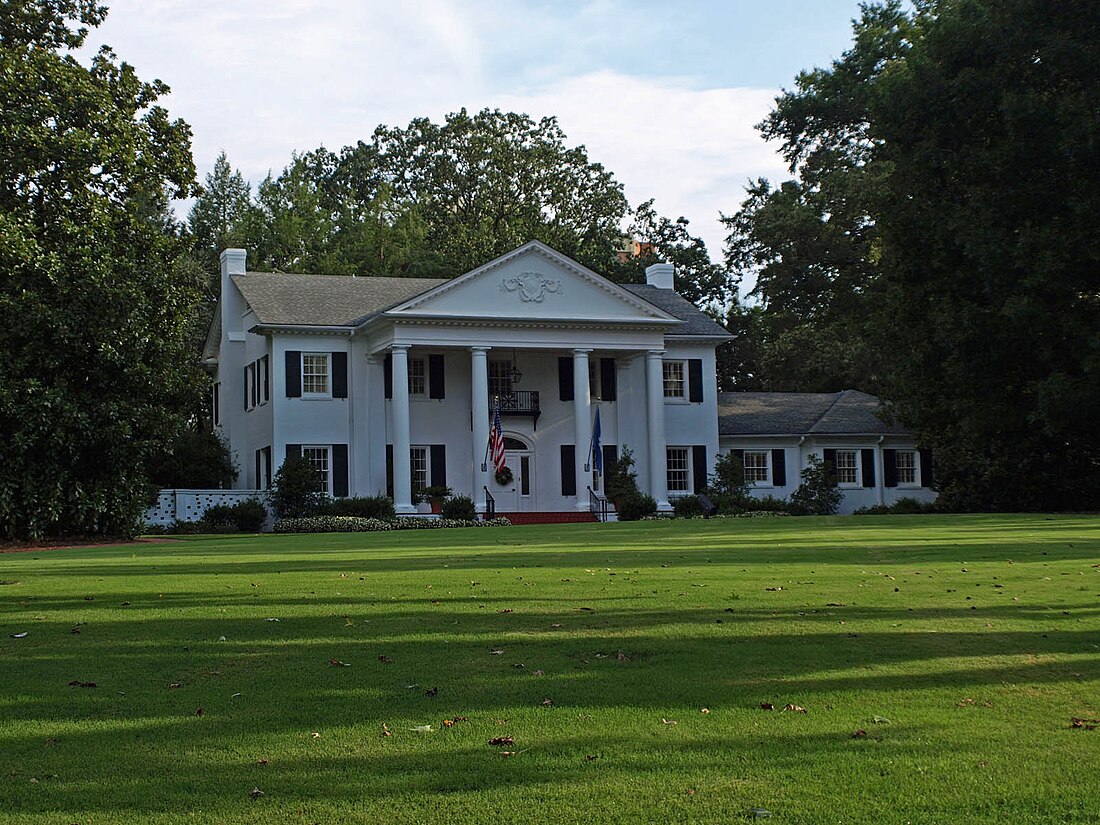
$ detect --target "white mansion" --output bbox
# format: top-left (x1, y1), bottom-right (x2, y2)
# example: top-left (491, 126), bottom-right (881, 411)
top-left (203, 241), bottom-right (934, 519)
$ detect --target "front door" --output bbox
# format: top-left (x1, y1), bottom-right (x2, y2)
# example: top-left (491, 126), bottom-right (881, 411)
top-left (493, 436), bottom-right (535, 512)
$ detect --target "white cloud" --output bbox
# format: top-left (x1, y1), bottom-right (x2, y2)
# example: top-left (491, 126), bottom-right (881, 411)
top-left (87, 0), bottom-right (791, 261)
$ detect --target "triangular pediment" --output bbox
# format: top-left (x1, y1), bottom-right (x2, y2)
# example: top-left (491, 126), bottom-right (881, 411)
top-left (385, 241), bottom-right (679, 326)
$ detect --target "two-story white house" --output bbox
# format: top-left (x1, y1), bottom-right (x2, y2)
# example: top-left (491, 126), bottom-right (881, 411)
top-left (203, 241), bottom-right (732, 518)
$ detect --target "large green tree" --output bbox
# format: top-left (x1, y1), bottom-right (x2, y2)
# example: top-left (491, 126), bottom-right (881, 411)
top-left (873, 0), bottom-right (1100, 510)
top-left (0, 1), bottom-right (198, 538)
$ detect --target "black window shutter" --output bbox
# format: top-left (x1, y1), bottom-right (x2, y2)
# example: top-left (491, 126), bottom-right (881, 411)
top-left (383, 354), bottom-right (393, 399)
top-left (286, 444), bottom-right (302, 461)
top-left (602, 444), bottom-right (618, 477)
top-left (263, 356), bottom-right (270, 401)
top-left (285, 351), bottom-right (302, 398)
top-left (883, 449), bottom-right (898, 488)
top-left (599, 358), bottom-right (617, 401)
top-left (733, 448), bottom-right (746, 485)
top-left (861, 448), bottom-right (876, 487)
top-left (243, 365), bottom-right (249, 410)
top-left (264, 447), bottom-right (272, 490)
top-left (687, 359), bottom-right (704, 402)
top-left (332, 351), bottom-right (348, 398)
top-left (385, 445), bottom-right (394, 499)
top-left (692, 445), bottom-right (708, 492)
top-left (251, 362), bottom-right (259, 407)
top-left (822, 448), bottom-right (837, 485)
top-left (255, 449), bottom-right (261, 489)
top-left (919, 448), bottom-right (934, 487)
top-left (772, 449), bottom-right (786, 486)
top-left (428, 354), bottom-right (445, 399)
top-left (430, 444), bottom-right (446, 487)
top-left (558, 357), bottom-right (574, 401)
top-left (560, 444), bottom-right (576, 496)
top-left (332, 444), bottom-right (349, 497)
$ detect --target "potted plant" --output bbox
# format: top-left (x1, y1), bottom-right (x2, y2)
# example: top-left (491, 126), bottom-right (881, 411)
top-left (418, 485), bottom-right (452, 514)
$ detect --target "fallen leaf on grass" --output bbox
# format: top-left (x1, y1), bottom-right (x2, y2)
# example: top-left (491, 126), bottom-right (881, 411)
top-left (249, 787), bottom-right (264, 800)
top-left (826, 603), bottom-right (846, 607)
top-left (851, 729), bottom-right (868, 738)
top-left (957, 698), bottom-right (975, 707)
top-left (532, 669), bottom-right (545, 676)
top-left (381, 723), bottom-right (391, 737)
top-left (616, 651), bottom-right (630, 662)
top-left (410, 725), bottom-right (434, 733)
top-left (499, 749), bottom-right (529, 757)
top-left (256, 759), bottom-right (269, 765)
top-left (168, 682), bottom-right (182, 689)
top-left (195, 707), bottom-right (204, 717)
top-left (870, 715), bottom-right (891, 725)
top-left (541, 698), bottom-right (554, 706)
top-left (1071, 717), bottom-right (1099, 730)
top-left (765, 587), bottom-right (783, 592)
top-left (489, 649), bottom-right (504, 655)
top-left (499, 609), bottom-right (514, 614)
top-left (585, 754), bottom-right (600, 761)
top-left (759, 703), bottom-right (774, 711)
top-left (700, 708), bottom-right (711, 714)
top-left (661, 718), bottom-right (678, 726)
top-left (329, 659), bottom-right (351, 668)
top-left (67, 680), bottom-right (96, 688)
top-left (310, 732), bottom-right (321, 738)
top-left (550, 623), bottom-right (562, 628)
top-left (11, 632), bottom-right (28, 638)
top-left (748, 807), bottom-right (772, 819)
top-left (782, 704), bottom-right (807, 714)
top-left (378, 655), bottom-right (393, 664)
top-left (424, 687), bottom-right (438, 697)
top-left (265, 617), bottom-right (280, 622)
top-left (489, 736), bottom-right (515, 746)
top-left (70, 627), bottom-right (81, 635)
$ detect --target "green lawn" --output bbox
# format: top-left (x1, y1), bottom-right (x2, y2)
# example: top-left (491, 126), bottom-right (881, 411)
top-left (2, 515), bottom-right (1099, 824)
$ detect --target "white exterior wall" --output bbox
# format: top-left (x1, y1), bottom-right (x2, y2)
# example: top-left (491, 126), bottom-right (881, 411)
top-left (718, 436), bottom-right (938, 514)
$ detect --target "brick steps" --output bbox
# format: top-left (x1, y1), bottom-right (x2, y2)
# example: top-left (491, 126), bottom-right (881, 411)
top-left (500, 511), bottom-right (597, 525)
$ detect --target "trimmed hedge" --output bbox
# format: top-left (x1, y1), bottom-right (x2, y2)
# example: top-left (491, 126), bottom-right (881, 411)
top-left (274, 515), bottom-right (512, 533)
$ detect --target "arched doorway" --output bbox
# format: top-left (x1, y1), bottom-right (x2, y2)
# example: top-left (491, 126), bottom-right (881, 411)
top-left (492, 434), bottom-right (534, 513)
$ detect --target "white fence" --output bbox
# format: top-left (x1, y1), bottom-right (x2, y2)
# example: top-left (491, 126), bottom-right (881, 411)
top-left (145, 489), bottom-right (271, 528)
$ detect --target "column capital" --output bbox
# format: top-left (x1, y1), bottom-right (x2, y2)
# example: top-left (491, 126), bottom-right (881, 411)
top-left (390, 343), bottom-right (410, 353)
top-left (572, 347), bottom-right (593, 355)
top-left (469, 345), bottom-right (490, 355)
top-left (646, 348), bottom-right (666, 358)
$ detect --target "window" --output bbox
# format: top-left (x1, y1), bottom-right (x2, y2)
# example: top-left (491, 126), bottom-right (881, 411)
top-left (662, 361), bottom-right (685, 399)
top-left (302, 353), bottom-right (329, 396)
top-left (744, 451), bottom-right (769, 484)
top-left (302, 446), bottom-right (331, 494)
top-left (489, 359), bottom-right (512, 398)
top-left (410, 446), bottom-right (428, 494)
top-left (667, 447), bottom-right (690, 492)
top-left (896, 450), bottom-right (917, 485)
top-left (408, 357), bottom-right (426, 397)
top-left (835, 450), bottom-right (858, 485)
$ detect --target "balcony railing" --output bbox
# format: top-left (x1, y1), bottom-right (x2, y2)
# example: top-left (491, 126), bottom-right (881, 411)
top-left (492, 391), bottom-right (541, 427)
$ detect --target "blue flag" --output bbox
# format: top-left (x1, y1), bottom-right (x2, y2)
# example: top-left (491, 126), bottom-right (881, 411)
top-left (592, 406), bottom-right (603, 476)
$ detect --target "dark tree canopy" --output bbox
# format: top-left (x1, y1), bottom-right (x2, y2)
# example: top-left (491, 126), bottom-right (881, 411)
top-left (0, 2), bottom-right (199, 538)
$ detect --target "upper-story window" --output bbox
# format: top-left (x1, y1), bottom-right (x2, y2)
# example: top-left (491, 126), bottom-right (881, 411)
top-left (408, 357), bottom-right (427, 397)
top-left (488, 359), bottom-right (512, 399)
top-left (302, 353), bottom-right (330, 396)
top-left (662, 361), bottom-right (685, 399)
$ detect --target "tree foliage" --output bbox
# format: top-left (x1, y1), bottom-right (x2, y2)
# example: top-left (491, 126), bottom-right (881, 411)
top-left (0, 2), bottom-right (199, 539)
top-left (727, 0), bottom-right (1100, 509)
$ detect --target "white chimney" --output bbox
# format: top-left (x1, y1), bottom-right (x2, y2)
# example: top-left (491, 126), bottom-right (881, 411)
top-left (220, 248), bottom-right (247, 336)
top-left (645, 262), bottom-right (675, 290)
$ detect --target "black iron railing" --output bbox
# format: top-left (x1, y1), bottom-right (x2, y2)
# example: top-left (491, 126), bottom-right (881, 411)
top-left (483, 486), bottom-right (496, 518)
top-left (588, 486), bottom-right (610, 522)
top-left (493, 391), bottom-right (541, 427)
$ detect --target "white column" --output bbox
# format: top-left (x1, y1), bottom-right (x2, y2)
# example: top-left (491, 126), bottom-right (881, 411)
top-left (365, 355), bottom-right (387, 495)
top-left (391, 344), bottom-right (414, 514)
top-left (573, 348), bottom-right (592, 511)
top-left (875, 439), bottom-right (886, 505)
top-left (470, 347), bottom-right (490, 514)
top-left (645, 349), bottom-right (670, 510)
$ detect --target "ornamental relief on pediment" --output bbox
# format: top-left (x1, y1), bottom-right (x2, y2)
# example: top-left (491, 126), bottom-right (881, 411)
top-left (500, 272), bottom-right (563, 303)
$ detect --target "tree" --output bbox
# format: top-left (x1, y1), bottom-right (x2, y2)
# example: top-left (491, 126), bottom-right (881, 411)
top-left (789, 455), bottom-right (842, 516)
top-left (0, 2), bottom-right (198, 538)
top-left (872, 0), bottom-right (1100, 510)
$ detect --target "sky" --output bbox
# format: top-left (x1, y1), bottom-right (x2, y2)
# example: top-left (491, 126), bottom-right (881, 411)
top-left (81, 0), bottom-right (867, 263)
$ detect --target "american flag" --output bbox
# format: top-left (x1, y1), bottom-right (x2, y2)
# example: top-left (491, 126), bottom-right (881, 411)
top-left (489, 403), bottom-right (506, 473)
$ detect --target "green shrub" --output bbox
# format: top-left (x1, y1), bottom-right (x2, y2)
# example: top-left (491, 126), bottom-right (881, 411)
top-left (331, 496), bottom-right (396, 520)
top-left (854, 497), bottom-right (937, 516)
top-left (200, 504), bottom-right (238, 530)
top-left (745, 495), bottom-right (791, 513)
top-left (271, 455), bottom-right (329, 518)
top-left (441, 495), bottom-right (477, 521)
top-left (273, 515), bottom-right (512, 533)
top-left (789, 455), bottom-right (842, 516)
top-left (604, 446), bottom-right (642, 504)
top-left (671, 495), bottom-right (705, 518)
top-left (231, 498), bottom-right (268, 532)
top-left (617, 493), bottom-right (657, 521)
top-left (710, 451), bottom-right (751, 503)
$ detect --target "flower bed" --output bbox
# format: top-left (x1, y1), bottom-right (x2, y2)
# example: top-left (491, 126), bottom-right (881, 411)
top-left (273, 515), bottom-right (512, 533)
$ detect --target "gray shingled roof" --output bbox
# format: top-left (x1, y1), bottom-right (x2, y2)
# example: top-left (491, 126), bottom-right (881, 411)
top-left (718, 390), bottom-right (910, 436)
top-left (621, 284), bottom-right (732, 337)
top-left (232, 272), bottom-right (449, 327)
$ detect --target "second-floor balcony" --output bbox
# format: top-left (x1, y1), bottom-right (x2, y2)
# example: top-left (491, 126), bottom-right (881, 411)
top-left (492, 391), bottom-right (541, 427)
